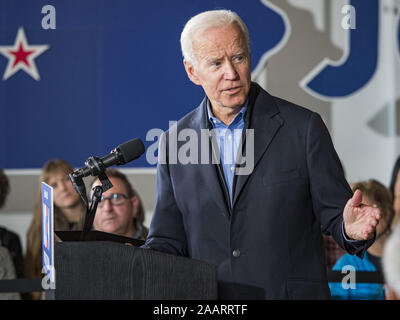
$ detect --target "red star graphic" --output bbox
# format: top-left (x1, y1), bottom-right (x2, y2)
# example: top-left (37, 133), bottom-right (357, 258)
top-left (0, 27), bottom-right (49, 80)
top-left (9, 43), bottom-right (34, 68)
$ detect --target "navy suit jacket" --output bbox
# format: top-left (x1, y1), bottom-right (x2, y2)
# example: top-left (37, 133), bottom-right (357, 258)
top-left (142, 82), bottom-right (372, 299)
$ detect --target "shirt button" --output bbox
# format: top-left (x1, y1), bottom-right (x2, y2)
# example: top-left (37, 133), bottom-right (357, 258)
top-left (232, 249), bottom-right (240, 258)
top-left (228, 134), bottom-right (232, 140)
top-left (230, 166), bottom-right (235, 173)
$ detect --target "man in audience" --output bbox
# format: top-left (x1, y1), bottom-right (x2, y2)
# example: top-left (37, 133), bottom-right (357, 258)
top-left (90, 169), bottom-right (148, 240)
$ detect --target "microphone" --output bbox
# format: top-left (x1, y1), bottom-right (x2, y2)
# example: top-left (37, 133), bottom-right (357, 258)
top-left (70, 138), bottom-right (145, 179)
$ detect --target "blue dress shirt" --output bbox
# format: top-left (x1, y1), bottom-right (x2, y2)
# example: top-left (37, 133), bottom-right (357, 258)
top-left (207, 100), bottom-right (247, 203)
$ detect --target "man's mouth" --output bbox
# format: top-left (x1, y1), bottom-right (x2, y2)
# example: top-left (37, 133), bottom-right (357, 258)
top-left (103, 216), bottom-right (117, 222)
top-left (224, 86), bottom-right (241, 94)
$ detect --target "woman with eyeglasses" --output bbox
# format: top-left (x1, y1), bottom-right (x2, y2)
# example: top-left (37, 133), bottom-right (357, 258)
top-left (90, 169), bottom-right (148, 240)
top-left (25, 158), bottom-right (86, 299)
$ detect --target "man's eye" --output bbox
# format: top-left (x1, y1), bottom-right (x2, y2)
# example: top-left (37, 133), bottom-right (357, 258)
top-left (234, 55), bottom-right (244, 62)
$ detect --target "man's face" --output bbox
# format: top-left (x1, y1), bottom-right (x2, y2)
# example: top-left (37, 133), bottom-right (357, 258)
top-left (184, 23), bottom-right (251, 112)
top-left (92, 177), bottom-right (137, 237)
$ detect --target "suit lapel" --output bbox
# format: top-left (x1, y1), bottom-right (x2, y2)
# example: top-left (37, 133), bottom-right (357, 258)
top-left (190, 84), bottom-right (284, 213)
top-left (232, 84), bottom-right (284, 208)
top-left (189, 99), bottom-right (232, 216)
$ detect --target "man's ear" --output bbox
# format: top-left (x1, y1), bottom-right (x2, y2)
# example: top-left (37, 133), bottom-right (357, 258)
top-left (184, 60), bottom-right (201, 86)
top-left (130, 195), bottom-right (139, 218)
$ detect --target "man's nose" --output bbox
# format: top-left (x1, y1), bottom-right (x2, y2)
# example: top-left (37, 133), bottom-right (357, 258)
top-left (223, 61), bottom-right (238, 80)
top-left (102, 198), bottom-right (113, 211)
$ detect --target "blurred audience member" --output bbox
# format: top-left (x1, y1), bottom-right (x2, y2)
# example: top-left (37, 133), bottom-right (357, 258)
top-left (389, 156), bottom-right (400, 228)
top-left (323, 234), bottom-right (346, 269)
top-left (0, 169), bottom-right (9, 208)
top-left (25, 159), bottom-right (85, 289)
top-left (0, 169), bottom-right (24, 279)
top-left (90, 169), bottom-right (148, 240)
top-left (329, 179), bottom-right (394, 299)
top-left (383, 221), bottom-right (400, 300)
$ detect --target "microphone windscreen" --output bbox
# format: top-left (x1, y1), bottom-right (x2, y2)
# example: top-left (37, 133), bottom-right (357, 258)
top-left (118, 138), bottom-right (145, 164)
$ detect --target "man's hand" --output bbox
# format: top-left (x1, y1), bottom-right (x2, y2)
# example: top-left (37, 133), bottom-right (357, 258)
top-left (343, 189), bottom-right (381, 241)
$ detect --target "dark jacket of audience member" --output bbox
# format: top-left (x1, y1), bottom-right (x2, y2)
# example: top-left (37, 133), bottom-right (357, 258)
top-left (0, 169), bottom-right (24, 279)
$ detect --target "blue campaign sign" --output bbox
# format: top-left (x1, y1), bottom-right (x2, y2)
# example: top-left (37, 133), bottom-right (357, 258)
top-left (41, 182), bottom-right (55, 284)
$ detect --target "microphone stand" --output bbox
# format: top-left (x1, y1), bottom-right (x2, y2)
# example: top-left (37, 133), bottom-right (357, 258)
top-left (69, 163), bottom-right (113, 241)
top-left (79, 171), bottom-right (113, 240)
top-left (80, 185), bottom-right (102, 241)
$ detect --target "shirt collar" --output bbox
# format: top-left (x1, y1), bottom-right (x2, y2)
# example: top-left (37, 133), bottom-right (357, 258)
top-left (207, 99), bottom-right (248, 127)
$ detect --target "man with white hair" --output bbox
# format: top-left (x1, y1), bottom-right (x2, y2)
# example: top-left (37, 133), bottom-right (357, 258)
top-left (142, 9), bottom-right (381, 299)
top-left (383, 222), bottom-right (400, 300)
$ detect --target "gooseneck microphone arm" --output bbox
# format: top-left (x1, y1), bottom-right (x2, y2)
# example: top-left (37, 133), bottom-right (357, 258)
top-left (69, 174), bottom-right (89, 209)
top-left (68, 138), bottom-right (145, 240)
top-left (69, 156), bottom-right (114, 208)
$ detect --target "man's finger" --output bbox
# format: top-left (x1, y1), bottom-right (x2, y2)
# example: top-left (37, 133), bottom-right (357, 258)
top-left (365, 206), bottom-right (381, 220)
top-left (375, 209), bottom-right (381, 220)
top-left (349, 189), bottom-right (363, 208)
top-left (368, 218), bottom-right (377, 227)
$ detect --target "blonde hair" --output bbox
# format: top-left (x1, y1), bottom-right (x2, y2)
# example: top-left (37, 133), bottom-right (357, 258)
top-left (180, 9), bottom-right (250, 66)
top-left (25, 159), bottom-right (83, 283)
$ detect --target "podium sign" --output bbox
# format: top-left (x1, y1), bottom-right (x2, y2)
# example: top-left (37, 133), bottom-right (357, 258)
top-left (41, 182), bottom-right (55, 285)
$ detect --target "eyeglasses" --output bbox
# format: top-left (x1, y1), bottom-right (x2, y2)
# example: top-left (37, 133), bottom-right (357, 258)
top-left (97, 193), bottom-right (129, 208)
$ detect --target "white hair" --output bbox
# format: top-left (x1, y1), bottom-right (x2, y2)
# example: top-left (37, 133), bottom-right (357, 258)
top-left (180, 9), bottom-right (250, 66)
top-left (383, 222), bottom-right (400, 297)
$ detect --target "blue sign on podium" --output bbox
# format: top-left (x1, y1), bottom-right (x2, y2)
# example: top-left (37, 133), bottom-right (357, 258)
top-left (41, 182), bottom-right (55, 286)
